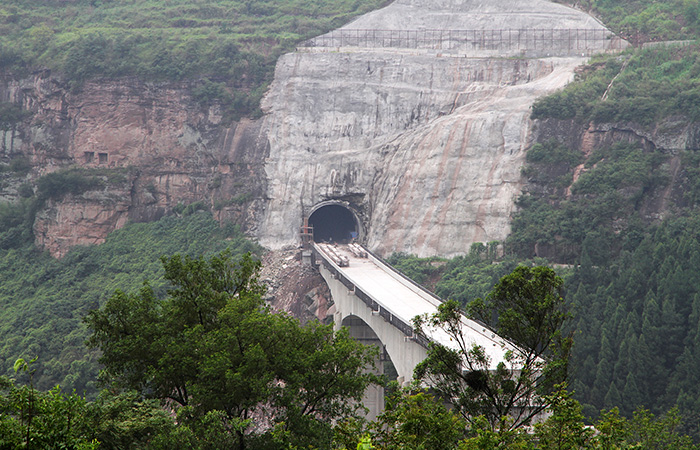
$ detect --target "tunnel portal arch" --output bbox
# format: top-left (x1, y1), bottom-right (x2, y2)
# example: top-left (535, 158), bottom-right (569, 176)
top-left (307, 201), bottom-right (363, 244)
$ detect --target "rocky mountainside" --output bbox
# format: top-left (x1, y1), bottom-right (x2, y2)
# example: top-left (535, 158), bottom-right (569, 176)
top-left (1, 0), bottom-right (623, 258)
top-left (256, 0), bottom-right (622, 257)
top-left (0, 73), bottom-right (268, 256)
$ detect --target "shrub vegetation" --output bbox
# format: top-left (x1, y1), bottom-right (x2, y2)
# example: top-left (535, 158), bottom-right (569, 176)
top-left (0, 0), bottom-right (389, 110)
top-left (0, 212), bottom-right (262, 397)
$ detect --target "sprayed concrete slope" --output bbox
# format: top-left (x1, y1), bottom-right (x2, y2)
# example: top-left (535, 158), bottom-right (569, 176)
top-left (257, 0), bottom-right (622, 257)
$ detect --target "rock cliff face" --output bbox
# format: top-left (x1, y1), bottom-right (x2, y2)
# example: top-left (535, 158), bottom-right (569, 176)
top-left (0, 0), bottom-right (624, 258)
top-left (256, 0), bottom-right (620, 257)
top-left (0, 72), bottom-right (267, 257)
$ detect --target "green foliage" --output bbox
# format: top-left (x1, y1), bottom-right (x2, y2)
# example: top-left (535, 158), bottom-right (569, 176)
top-left (386, 252), bottom-right (446, 287)
top-left (516, 87), bottom-right (700, 429)
top-left (173, 200), bottom-right (209, 216)
top-left (509, 142), bottom-right (670, 264)
top-left (0, 198), bottom-right (38, 249)
top-left (553, 0), bottom-right (700, 42)
top-left (0, 0), bottom-right (389, 112)
top-left (0, 101), bottom-right (31, 131)
top-left (458, 416), bottom-right (534, 450)
top-left (413, 266), bottom-right (571, 431)
top-left (3, 375), bottom-right (690, 450)
top-left (0, 372), bottom-right (177, 449)
top-left (192, 78), bottom-right (231, 105)
top-left (356, 381), bottom-right (700, 450)
top-left (534, 385), bottom-right (594, 450)
top-left (469, 266), bottom-right (571, 360)
top-left (85, 249), bottom-right (379, 448)
top-left (0, 375), bottom-right (98, 449)
top-left (526, 140), bottom-right (584, 167)
top-left (0, 212), bottom-right (262, 397)
top-left (573, 144), bottom-right (667, 196)
top-left (368, 385), bottom-right (468, 450)
top-left (564, 213), bottom-right (700, 434)
top-left (388, 244), bottom-right (520, 307)
top-left (17, 182), bottom-right (33, 198)
top-left (36, 168), bottom-right (106, 201)
top-left (531, 58), bottom-right (616, 121)
top-left (434, 258), bottom-right (521, 308)
top-left (0, 155), bottom-right (32, 175)
top-left (533, 46), bottom-right (700, 125)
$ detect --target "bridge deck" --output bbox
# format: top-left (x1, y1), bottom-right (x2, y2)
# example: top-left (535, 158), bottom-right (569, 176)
top-left (315, 243), bottom-right (515, 369)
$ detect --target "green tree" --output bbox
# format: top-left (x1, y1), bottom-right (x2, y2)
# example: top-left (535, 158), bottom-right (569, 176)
top-left (0, 358), bottom-right (99, 449)
top-left (458, 416), bottom-right (533, 450)
top-left (534, 385), bottom-right (593, 450)
top-left (368, 385), bottom-right (468, 450)
top-left (413, 266), bottom-right (571, 430)
top-left (85, 250), bottom-right (378, 449)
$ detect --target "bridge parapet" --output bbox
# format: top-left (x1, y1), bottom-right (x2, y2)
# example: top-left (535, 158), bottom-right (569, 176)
top-left (314, 243), bottom-right (430, 349)
top-left (313, 242), bottom-right (518, 374)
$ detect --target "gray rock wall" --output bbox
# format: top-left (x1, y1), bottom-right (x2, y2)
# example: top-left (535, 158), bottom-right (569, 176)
top-left (256, 0), bottom-right (621, 257)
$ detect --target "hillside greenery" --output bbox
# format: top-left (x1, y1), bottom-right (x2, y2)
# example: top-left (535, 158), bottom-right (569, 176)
top-left (0, 211), bottom-right (262, 397)
top-left (555, 0), bottom-right (700, 43)
top-left (389, 129), bottom-right (700, 439)
top-left (532, 45), bottom-right (700, 126)
top-left (517, 12), bottom-right (700, 429)
top-left (0, 0), bottom-right (388, 116)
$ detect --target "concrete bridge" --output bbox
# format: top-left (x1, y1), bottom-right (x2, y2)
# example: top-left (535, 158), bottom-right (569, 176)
top-left (311, 242), bottom-right (516, 417)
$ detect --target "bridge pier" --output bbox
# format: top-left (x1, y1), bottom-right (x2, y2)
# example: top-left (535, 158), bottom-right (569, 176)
top-left (317, 255), bottom-right (430, 417)
top-left (342, 316), bottom-right (385, 420)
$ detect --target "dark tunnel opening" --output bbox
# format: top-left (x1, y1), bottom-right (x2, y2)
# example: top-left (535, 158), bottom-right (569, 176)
top-left (308, 204), bottom-right (358, 243)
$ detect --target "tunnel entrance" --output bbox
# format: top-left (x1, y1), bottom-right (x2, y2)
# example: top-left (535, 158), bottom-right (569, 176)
top-left (308, 204), bottom-right (358, 244)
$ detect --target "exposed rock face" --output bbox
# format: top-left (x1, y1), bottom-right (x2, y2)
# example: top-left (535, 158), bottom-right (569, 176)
top-left (256, 0), bottom-right (620, 257)
top-left (1, 0), bottom-right (624, 258)
top-left (344, 0), bottom-right (605, 32)
top-left (0, 72), bottom-right (267, 257)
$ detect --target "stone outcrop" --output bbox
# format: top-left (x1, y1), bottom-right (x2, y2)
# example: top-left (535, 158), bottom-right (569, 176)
top-left (256, 0), bottom-right (621, 257)
top-left (0, 72), bottom-right (268, 257)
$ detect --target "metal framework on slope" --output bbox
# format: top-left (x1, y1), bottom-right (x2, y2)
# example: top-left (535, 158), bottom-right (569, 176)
top-left (301, 28), bottom-right (627, 56)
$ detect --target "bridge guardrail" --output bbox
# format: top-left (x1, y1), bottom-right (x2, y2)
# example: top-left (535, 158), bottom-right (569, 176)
top-left (358, 246), bottom-right (500, 345)
top-left (313, 244), bottom-right (431, 349)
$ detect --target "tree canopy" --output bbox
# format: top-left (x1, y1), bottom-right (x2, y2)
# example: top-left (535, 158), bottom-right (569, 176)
top-left (413, 266), bottom-right (571, 431)
top-left (84, 249), bottom-right (379, 449)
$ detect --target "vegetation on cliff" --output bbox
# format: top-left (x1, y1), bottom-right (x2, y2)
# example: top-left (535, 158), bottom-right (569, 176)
top-left (532, 45), bottom-right (700, 126)
top-left (0, 0), bottom-right (388, 115)
top-left (0, 211), bottom-right (261, 395)
top-left (555, 0), bottom-right (700, 43)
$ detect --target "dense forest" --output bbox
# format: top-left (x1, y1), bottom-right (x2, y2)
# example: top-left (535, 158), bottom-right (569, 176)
top-left (0, 211), bottom-right (261, 394)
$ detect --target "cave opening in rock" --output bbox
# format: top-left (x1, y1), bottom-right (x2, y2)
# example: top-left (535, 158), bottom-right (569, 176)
top-left (308, 204), bottom-right (358, 243)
